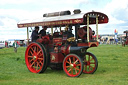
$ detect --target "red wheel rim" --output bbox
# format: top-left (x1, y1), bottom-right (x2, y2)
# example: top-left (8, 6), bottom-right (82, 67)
top-left (63, 55), bottom-right (82, 77)
top-left (25, 43), bottom-right (44, 73)
top-left (83, 53), bottom-right (97, 74)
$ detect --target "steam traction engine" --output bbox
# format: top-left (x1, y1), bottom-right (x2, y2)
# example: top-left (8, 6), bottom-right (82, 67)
top-left (17, 10), bottom-right (109, 77)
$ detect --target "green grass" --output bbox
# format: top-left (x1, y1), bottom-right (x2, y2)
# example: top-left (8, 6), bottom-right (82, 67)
top-left (0, 45), bottom-right (128, 85)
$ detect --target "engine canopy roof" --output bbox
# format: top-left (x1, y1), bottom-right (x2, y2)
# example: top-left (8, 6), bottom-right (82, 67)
top-left (17, 11), bottom-right (109, 28)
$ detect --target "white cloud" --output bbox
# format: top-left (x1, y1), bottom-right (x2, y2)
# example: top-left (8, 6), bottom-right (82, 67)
top-left (0, 34), bottom-right (27, 40)
top-left (1, 0), bottom-right (128, 40)
top-left (0, 0), bottom-right (34, 5)
top-left (0, 17), bottom-right (17, 30)
top-left (103, 0), bottom-right (128, 23)
top-left (95, 0), bottom-right (128, 34)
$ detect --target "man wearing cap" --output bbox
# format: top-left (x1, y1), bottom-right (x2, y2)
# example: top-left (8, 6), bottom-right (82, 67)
top-left (31, 26), bottom-right (39, 42)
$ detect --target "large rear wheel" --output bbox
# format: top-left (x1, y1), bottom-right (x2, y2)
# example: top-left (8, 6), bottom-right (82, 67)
top-left (83, 52), bottom-right (98, 74)
top-left (63, 54), bottom-right (83, 77)
top-left (25, 42), bottom-right (48, 73)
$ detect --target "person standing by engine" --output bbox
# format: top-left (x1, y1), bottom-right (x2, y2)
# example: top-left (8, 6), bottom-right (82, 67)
top-left (39, 26), bottom-right (47, 37)
top-left (31, 26), bottom-right (39, 42)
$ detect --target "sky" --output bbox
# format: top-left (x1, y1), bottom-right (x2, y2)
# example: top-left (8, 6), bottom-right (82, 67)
top-left (0, 0), bottom-right (128, 40)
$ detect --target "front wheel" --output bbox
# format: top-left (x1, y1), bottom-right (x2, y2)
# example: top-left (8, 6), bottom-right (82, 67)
top-left (63, 54), bottom-right (83, 77)
top-left (25, 42), bottom-right (48, 73)
top-left (83, 52), bottom-right (98, 74)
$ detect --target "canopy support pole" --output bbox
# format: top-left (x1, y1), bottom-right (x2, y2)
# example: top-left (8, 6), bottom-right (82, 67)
top-left (60, 25), bottom-right (61, 31)
top-left (51, 26), bottom-right (53, 36)
top-left (96, 15), bottom-right (98, 41)
top-left (75, 24), bottom-right (80, 42)
top-left (87, 15), bottom-right (89, 42)
top-left (27, 27), bottom-right (29, 45)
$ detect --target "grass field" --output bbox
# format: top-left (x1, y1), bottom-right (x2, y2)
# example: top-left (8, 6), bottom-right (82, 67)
top-left (0, 45), bottom-right (128, 85)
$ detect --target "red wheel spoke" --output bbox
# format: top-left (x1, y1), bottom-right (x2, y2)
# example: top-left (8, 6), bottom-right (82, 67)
top-left (88, 65), bottom-right (94, 71)
top-left (30, 50), bottom-right (33, 56)
top-left (39, 61), bottom-right (43, 66)
top-left (29, 59), bottom-right (34, 63)
top-left (37, 61), bottom-right (41, 67)
top-left (30, 62), bottom-right (35, 67)
top-left (74, 59), bottom-right (78, 64)
top-left (69, 58), bottom-right (71, 64)
top-left (73, 57), bottom-right (75, 62)
top-left (90, 62), bottom-right (95, 64)
top-left (31, 47), bottom-right (34, 52)
top-left (68, 68), bottom-right (71, 72)
top-left (37, 50), bottom-right (42, 55)
top-left (90, 58), bottom-right (94, 61)
top-left (37, 47), bottom-right (38, 52)
top-left (38, 54), bottom-right (43, 58)
top-left (34, 46), bottom-right (36, 52)
top-left (76, 64), bottom-right (81, 66)
top-left (88, 55), bottom-right (90, 61)
top-left (66, 61), bottom-right (70, 64)
top-left (28, 56), bottom-right (33, 58)
top-left (75, 68), bottom-right (78, 74)
top-left (66, 66), bottom-right (70, 68)
top-left (38, 58), bottom-right (44, 60)
top-left (74, 67), bottom-right (80, 71)
top-left (90, 65), bottom-right (94, 70)
top-left (84, 65), bottom-right (87, 71)
top-left (89, 66), bottom-right (92, 71)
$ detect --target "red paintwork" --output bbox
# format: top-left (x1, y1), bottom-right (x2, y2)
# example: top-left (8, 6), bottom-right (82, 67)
top-left (36, 38), bottom-right (43, 43)
top-left (92, 35), bottom-right (100, 38)
top-left (60, 45), bottom-right (70, 55)
top-left (36, 35), bottom-right (50, 44)
top-left (62, 35), bottom-right (67, 43)
top-left (50, 52), bottom-right (64, 63)
top-left (53, 38), bottom-right (62, 46)
top-left (84, 12), bottom-right (108, 24)
top-left (77, 42), bottom-right (99, 47)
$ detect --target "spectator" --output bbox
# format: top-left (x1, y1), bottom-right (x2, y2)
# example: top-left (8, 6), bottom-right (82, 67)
top-left (13, 40), bottom-right (18, 53)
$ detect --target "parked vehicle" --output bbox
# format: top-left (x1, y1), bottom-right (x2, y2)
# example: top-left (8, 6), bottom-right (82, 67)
top-left (0, 40), bottom-right (5, 49)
